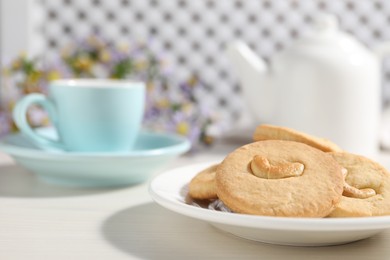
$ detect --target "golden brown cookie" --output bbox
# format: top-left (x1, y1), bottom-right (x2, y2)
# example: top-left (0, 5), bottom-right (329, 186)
top-left (328, 152), bottom-right (390, 217)
top-left (216, 140), bottom-right (344, 217)
top-left (188, 164), bottom-right (219, 200)
top-left (252, 124), bottom-right (343, 152)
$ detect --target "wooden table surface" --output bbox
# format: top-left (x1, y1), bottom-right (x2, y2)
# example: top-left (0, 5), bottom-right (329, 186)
top-left (1, 142), bottom-right (390, 260)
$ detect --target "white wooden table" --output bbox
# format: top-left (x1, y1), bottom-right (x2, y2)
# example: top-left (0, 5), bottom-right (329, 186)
top-left (1, 142), bottom-right (390, 260)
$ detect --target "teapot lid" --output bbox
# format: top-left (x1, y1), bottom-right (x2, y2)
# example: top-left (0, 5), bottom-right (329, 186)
top-left (292, 14), bottom-right (370, 54)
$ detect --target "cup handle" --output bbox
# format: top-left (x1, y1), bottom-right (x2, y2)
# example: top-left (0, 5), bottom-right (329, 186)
top-left (13, 93), bottom-right (66, 150)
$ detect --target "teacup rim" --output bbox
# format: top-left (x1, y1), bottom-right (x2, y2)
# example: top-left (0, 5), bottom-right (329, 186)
top-left (50, 78), bottom-right (144, 88)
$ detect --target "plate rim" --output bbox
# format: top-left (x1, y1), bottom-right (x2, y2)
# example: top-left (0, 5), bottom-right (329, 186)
top-left (149, 161), bottom-right (390, 232)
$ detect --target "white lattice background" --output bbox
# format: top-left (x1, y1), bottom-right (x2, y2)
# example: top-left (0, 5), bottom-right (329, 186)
top-left (30, 0), bottom-right (390, 126)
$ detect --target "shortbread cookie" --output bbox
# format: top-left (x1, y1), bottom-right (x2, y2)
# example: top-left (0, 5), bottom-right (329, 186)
top-left (253, 124), bottom-right (343, 152)
top-left (188, 164), bottom-right (219, 200)
top-left (328, 152), bottom-right (390, 217)
top-left (216, 140), bottom-right (344, 217)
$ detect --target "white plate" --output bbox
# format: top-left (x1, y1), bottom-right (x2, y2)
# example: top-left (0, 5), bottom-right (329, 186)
top-left (149, 162), bottom-right (390, 246)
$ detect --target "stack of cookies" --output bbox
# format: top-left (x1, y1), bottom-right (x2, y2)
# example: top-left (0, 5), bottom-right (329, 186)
top-left (188, 124), bottom-right (390, 218)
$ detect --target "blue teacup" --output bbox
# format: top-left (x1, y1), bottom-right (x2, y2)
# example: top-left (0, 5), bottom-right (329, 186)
top-left (13, 79), bottom-right (145, 152)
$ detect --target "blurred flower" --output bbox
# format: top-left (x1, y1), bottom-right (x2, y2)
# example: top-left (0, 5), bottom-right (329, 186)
top-left (176, 121), bottom-right (190, 136)
top-left (0, 111), bottom-right (12, 136)
top-left (1, 35), bottom-right (220, 148)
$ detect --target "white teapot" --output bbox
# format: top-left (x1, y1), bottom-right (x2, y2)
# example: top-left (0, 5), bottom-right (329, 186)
top-left (227, 14), bottom-right (390, 156)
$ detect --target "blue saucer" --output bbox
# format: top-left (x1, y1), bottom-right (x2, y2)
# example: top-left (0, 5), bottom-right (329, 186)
top-left (0, 128), bottom-right (191, 187)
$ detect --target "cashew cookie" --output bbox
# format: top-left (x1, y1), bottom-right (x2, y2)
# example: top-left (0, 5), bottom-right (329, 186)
top-left (216, 140), bottom-right (344, 217)
top-left (188, 163), bottom-right (219, 200)
top-left (253, 124), bottom-right (343, 152)
top-left (328, 152), bottom-right (390, 217)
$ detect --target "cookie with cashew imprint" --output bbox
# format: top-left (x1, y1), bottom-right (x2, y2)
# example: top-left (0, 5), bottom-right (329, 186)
top-left (215, 140), bottom-right (344, 217)
top-left (328, 152), bottom-right (390, 217)
top-left (253, 124), bottom-right (343, 153)
top-left (188, 163), bottom-right (219, 200)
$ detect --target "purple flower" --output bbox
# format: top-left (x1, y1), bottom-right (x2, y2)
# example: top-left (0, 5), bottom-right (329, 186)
top-left (0, 111), bottom-right (12, 137)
